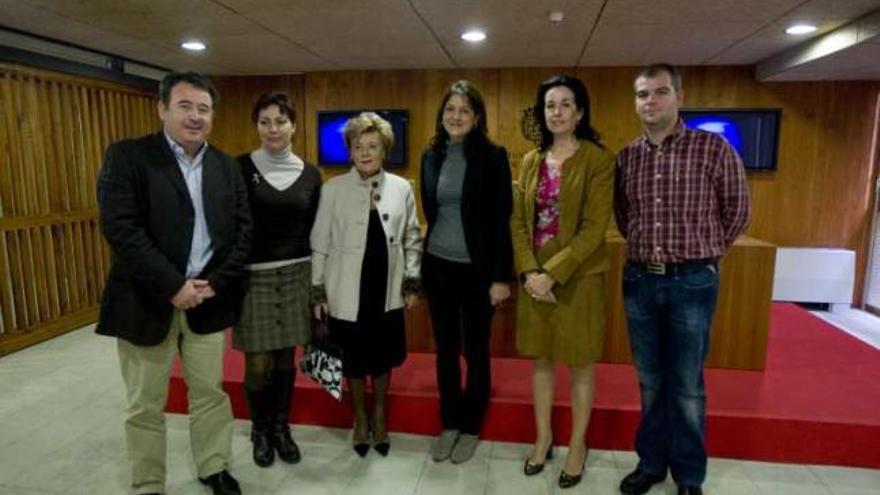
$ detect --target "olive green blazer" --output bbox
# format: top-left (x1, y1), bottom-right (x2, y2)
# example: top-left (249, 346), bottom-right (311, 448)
top-left (511, 141), bottom-right (615, 284)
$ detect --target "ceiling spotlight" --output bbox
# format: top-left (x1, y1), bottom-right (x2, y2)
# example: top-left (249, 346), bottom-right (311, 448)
top-left (785, 24), bottom-right (816, 35)
top-left (181, 40), bottom-right (206, 51)
top-left (461, 30), bottom-right (486, 43)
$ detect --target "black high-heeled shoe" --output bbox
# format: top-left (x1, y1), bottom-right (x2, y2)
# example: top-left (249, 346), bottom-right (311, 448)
top-left (523, 444), bottom-right (554, 476)
top-left (373, 441), bottom-right (390, 457)
top-left (558, 447), bottom-right (587, 489)
top-left (353, 442), bottom-right (370, 457)
top-left (372, 410), bottom-right (390, 456)
top-left (352, 416), bottom-right (370, 458)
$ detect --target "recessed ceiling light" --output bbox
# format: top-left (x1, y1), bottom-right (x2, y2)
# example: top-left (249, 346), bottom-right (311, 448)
top-left (181, 40), bottom-right (206, 51)
top-left (461, 30), bottom-right (486, 43)
top-left (786, 24), bottom-right (816, 35)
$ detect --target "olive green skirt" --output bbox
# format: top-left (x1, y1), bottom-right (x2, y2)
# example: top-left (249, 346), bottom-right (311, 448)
top-left (515, 273), bottom-right (606, 367)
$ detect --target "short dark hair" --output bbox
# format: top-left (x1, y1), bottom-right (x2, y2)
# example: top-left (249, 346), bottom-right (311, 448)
top-left (251, 90), bottom-right (297, 125)
top-left (158, 71), bottom-right (219, 107)
top-left (429, 80), bottom-right (491, 151)
top-left (534, 75), bottom-right (603, 151)
top-left (636, 63), bottom-right (682, 92)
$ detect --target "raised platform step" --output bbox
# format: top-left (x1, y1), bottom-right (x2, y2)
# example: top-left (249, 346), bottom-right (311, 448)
top-left (167, 303), bottom-right (880, 468)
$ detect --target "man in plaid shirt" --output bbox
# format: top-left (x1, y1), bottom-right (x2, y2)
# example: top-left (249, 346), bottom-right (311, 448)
top-left (614, 63), bottom-right (750, 495)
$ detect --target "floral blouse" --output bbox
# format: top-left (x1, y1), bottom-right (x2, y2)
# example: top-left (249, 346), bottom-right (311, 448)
top-left (533, 160), bottom-right (562, 251)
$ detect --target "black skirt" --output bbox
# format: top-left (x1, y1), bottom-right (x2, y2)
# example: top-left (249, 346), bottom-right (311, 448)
top-left (329, 209), bottom-right (406, 377)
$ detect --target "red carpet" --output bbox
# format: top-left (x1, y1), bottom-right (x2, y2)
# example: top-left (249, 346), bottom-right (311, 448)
top-left (167, 303), bottom-right (880, 468)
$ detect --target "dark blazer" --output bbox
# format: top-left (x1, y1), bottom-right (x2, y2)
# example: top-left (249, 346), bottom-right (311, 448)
top-left (420, 139), bottom-right (513, 286)
top-left (96, 132), bottom-right (252, 346)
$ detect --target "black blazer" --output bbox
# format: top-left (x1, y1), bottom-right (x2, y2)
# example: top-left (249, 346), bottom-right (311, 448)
top-left (96, 132), bottom-right (252, 346)
top-left (420, 139), bottom-right (513, 285)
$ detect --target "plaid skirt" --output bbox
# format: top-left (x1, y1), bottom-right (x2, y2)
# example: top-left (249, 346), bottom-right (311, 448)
top-left (233, 262), bottom-right (312, 352)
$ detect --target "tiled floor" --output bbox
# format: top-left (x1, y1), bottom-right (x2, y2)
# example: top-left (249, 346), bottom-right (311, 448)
top-left (1, 327), bottom-right (878, 495)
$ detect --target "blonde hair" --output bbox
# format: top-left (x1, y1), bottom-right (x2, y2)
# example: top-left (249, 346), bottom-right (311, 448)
top-left (343, 112), bottom-right (395, 156)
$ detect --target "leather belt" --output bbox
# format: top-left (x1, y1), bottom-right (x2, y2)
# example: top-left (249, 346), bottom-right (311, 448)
top-left (631, 259), bottom-right (718, 276)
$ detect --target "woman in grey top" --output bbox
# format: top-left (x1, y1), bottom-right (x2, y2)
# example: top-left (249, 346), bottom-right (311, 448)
top-left (419, 81), bottom-right (513, 464)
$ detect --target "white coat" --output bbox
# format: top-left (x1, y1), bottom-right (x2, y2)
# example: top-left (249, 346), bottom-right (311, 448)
top-left (310, 168), bottom-right (422, 321)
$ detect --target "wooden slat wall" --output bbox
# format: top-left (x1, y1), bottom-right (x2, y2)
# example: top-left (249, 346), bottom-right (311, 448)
top-left (3, 64), bottom-right (877, 358)
top-left (0, 63), bottom-right (156, 355)
top-left (213, 67), bottom-right (880, 304)
top-left (209, 67), bottom-right (877, 369)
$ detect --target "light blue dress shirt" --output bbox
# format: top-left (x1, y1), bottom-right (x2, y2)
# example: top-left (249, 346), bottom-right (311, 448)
top-left (164, 134), bottom-right (214, 278)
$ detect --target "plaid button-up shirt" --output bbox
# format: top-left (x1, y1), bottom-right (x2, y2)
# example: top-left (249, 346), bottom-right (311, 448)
top-left (613, 120), bottom-right (750, 263)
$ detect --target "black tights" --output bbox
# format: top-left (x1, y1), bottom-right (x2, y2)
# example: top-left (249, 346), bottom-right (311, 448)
top-left (348, 372), bottom-right (391, 441)
top-left (244, 347), bottom-right (296, 392)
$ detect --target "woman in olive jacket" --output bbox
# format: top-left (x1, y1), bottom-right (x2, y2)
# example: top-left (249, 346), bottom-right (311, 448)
top-left (511, 75), bottom-right (614, 489)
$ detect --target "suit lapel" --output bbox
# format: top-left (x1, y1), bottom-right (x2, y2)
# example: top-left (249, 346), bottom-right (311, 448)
top-left (523, 151), bottom-right (544, 237)
top-left (558, 145), bottom-right (588, 232)
top-left (201, 148), bottom-right (222, 236)
top-left (461, 146), bottom-right (478, 218)
top-left (152, 133), bottom-right (190, 198)
top-left (424, 150), bottom-right (441, 211)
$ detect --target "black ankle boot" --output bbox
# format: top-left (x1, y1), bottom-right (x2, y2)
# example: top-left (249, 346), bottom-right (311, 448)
top-left (271, 368), bottom-right (301, 464)
top-left (246, 389), bottom-right (275, 467)
top-left (272, 414), bottom-right (301, 464)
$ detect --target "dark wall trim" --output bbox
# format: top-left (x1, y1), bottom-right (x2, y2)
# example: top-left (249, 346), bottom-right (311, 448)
top-left (1, 25), bottom-right (169, 73)
top-left (0, 45), bottom-right (159, 93)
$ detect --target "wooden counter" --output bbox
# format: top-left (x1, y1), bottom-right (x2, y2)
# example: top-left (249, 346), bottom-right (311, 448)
top-left (405, 234), bottom-right (776, 370)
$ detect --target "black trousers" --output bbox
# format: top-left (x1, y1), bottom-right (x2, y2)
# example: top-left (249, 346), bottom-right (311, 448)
top-left (423, 253), bottom-right (495, 434)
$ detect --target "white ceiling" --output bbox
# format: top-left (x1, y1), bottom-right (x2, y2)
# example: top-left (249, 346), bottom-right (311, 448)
top-left (1, 0), bottom-right (879, 80)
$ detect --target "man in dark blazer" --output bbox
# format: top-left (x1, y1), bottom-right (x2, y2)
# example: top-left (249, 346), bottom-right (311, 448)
top-left (96, 71), bottom-right (251, 495)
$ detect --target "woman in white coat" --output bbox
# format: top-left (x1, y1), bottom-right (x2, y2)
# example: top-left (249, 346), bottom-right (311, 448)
top-left (311, 112), bottom-right (421, 457)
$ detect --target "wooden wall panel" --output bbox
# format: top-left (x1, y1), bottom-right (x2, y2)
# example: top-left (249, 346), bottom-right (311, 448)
top-left (0, 63), bottom-right (157, 355)
top-left (2, 63), bottom-right (876, 357)
top-left (302, 69), bottom-right (500, 186)
top-left (209, 67), bottom-right (878, 304)
top-left (210, 75), bottom-right (307, 159)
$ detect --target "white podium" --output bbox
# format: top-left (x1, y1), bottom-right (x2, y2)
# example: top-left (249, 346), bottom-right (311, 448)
top-left (772, 247), bottom-right (855, 303)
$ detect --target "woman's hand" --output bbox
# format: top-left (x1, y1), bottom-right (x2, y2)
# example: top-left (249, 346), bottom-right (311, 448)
top-left (525, 272), bottom-right (557, 304)
top-left (489, 282), bottom-right (511, 306)
top-left (525, 272), bottom-right (555, 296)
top-left (404, 293), bottom-right (420, 309)
top-left (313, 302), bottom-right (328, 321)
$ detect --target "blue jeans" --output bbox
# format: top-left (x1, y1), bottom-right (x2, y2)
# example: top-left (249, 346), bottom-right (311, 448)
top-left (622, 261), bottom-right (719, 486)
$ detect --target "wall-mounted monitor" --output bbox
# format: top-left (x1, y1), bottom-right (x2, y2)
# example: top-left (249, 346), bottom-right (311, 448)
top-left (680, 109), bottom-right (781, 171)
top-left (317, 109), bottom-right (409, 167)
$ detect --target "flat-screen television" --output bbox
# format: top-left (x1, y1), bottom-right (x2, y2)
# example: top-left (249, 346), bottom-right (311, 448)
top-left (680, 109), bottom-right (781, 171)
top-left (317, 110), bottom-right (409, 167)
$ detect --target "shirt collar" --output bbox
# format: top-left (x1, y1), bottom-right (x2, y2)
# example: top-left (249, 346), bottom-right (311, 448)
top-left (639, 119), bottom-right (687, 150)
top-left (347, 166), bottom-right (385, 189)
top-left (164, 132), bottom-right (208, 165)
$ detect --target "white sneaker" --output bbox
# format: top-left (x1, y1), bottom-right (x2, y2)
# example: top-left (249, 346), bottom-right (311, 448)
top-left (432, 429), bottom-right (460, 462)
top-left (450, 433), bottom-right (479, 464)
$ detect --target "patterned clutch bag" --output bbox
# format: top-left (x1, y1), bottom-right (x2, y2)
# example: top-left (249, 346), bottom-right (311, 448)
top-left (299, 338), bottom-right (343, 401)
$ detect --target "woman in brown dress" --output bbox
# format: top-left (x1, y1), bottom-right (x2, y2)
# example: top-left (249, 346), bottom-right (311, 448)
top-left (511, 75), bottom-right (614, 489)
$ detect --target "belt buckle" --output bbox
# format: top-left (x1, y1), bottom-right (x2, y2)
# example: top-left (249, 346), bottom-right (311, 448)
top-left (646, 262), bottom-right (666, 275)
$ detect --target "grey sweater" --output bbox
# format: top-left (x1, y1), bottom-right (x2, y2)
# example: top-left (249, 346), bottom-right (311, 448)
top-left (426, 141), bottom-right (471, 262)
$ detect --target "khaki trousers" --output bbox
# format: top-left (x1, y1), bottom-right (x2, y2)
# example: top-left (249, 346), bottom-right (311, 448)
top-left (117, 310), bottom-right (233, 494)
